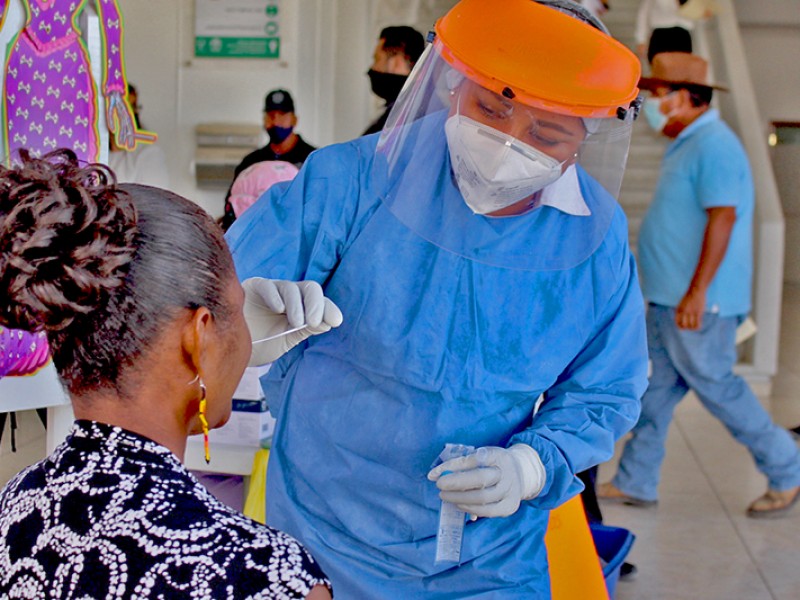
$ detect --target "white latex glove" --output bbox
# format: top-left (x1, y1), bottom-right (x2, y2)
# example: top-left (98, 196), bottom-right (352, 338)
top-left (243, 278), bottom-right (343, 366)
top-left (427, 444), bottom-right (546, 518)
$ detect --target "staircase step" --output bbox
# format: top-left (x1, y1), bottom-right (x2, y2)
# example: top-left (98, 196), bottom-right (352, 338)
top-left (597, 0), bottom-right (667, 249)
top-left (619, 192), bottom-right (653, 214)
top-left (621, 164), bottom-right (661, 185)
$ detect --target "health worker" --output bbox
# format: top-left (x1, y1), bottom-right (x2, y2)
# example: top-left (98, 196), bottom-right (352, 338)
top-left (227, 0), bottom-right (649, 597)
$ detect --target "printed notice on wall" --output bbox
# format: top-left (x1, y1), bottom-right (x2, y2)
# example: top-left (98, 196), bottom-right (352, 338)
top-left (195, 0), bottom-right (281, 58)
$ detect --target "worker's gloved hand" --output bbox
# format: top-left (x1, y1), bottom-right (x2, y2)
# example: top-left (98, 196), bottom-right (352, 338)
top-left (427, 444), bottom-right (546, 518)
top-left (243, 278), bottom-right (343, 366)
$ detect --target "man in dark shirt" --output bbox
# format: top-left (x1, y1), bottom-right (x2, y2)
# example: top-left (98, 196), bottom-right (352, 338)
top-left (362, 26), bottom-right (424, 136)
top-left (221, 89), bottom-right (315, 230)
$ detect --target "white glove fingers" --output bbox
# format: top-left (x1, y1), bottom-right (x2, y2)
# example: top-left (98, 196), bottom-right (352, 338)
top-left (427, 454), bottom-right (482, 481)
top-left (322, 297), bottom-right (344, 328)
top-left (435, 467), bottom-right (501, 492)
top-left (439, 485), bottom-right (504, 506)
top-left (298, 281), bottom-right (326, 328)
top-left (242, 278), bottom-right (343, 366)
top-left (245, 278), bottom-right (285, 313)
top-left (275, 280), bottom-right (306, 327)
top-left (305, 298), bottom-right (345, 335)
top-left (453, 501), bottom-right (509, 518)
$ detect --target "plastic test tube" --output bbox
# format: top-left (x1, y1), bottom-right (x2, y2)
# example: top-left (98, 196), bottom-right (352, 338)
top-left (435, 443), bottom-right (475, 564)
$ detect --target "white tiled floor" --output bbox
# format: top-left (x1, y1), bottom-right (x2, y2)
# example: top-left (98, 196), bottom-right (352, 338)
top-left (2, 287), bottom-right (800, 599)
top-left (600, 284), bottom-right (800, 600)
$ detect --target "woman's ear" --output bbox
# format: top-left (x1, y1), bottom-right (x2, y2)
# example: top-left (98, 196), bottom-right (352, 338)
top-left (181, 307), bottom-right (214, 376)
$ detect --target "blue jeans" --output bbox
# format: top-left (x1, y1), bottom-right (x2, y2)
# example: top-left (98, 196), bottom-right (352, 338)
top-left (614, 304), bottom-right (800, 501)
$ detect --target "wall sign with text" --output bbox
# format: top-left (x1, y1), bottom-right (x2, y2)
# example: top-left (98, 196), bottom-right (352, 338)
top-left (195, 0), bottom-right (281, 58)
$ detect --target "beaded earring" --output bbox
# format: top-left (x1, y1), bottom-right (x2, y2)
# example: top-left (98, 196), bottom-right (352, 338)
top-left (198, 379), bottom-right (210, 463)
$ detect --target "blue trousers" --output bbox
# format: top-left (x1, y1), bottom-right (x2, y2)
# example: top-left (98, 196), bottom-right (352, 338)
top-left (614, 304), bottom-right (800, 501)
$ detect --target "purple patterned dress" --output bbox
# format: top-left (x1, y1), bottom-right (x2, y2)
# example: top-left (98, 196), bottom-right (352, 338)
top-left (2, 0), bottom-right (126, 162)
top-left (0, 326), bottom-right (50, 378)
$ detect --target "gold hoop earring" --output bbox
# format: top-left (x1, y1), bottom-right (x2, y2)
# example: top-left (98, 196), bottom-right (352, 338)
top-left (197, 379), bottom-right (210, 464)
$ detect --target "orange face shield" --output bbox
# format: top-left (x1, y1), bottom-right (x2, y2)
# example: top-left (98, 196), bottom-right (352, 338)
top-left (434, 0), bottom-right (641, 119)
top-left (373, 0), bottom-right (643, 257)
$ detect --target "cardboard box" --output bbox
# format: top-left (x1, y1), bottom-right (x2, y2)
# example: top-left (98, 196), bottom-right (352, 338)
top-left (209, 398), bottom-right (275, 446)
top-left (208, 366), bottom-right (275, 446)
top-left (232, 365), bottom-right (270, 400)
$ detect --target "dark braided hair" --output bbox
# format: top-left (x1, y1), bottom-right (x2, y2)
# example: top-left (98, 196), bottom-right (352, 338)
top-left (0, 149), bottom-right (235, 395)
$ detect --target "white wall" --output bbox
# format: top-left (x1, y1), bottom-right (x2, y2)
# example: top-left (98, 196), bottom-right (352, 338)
top-left (734, 0), bottom-right (800, 27)
top-left (739, 28), bottom-right (800, 125)
top-left (735, 4), bottom-right (800, 284)
top-left (116, 0), bottom-right (397, 218)
top-left (116, 0), bottom-right (460, 218)
top-left (119, 0), bottom-right (307, 216)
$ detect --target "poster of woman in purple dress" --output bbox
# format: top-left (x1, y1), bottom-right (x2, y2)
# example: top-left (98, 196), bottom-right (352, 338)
top-left (0, 1), bottom-right (155, 385)
top-left (0, 0), bottom-right (155, 164)
top-left (0, 328), bottom-right (49, 378)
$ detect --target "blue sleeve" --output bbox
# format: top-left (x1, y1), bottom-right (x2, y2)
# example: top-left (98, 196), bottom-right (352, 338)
top-left (510, 211), bottom-right (649, 509)
top-left (225, 141), bottom-right (368, 285)
top-left (697, 127), bottom-right (751, 211)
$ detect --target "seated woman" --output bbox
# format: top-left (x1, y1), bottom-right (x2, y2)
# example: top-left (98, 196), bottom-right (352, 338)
top-left (0, 150), bottom-right (332, 599)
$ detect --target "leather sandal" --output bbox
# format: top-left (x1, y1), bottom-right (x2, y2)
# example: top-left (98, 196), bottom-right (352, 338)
top-left (597, 482), bottom-right (658, 508)
top-left (746, 486), bottom-right (800, 519)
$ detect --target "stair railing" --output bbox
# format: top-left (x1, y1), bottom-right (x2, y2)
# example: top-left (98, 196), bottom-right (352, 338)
top-left (697, 1), bottom-right (785, 383)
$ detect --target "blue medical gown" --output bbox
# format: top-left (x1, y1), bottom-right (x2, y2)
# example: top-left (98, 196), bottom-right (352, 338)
top-left (227, 133), bottom-right (648, 599)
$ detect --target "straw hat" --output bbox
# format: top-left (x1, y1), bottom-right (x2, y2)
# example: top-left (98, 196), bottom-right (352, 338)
top-left (639, 52), bottom-right (728, 92)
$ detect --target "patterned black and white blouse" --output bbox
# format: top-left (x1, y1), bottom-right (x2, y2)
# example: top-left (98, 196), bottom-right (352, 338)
top-left (0, 420), bottom-right (331, 599)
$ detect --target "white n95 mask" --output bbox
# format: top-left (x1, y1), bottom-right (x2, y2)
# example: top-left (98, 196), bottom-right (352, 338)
top-left (445, 114), bottom-right (566, 215)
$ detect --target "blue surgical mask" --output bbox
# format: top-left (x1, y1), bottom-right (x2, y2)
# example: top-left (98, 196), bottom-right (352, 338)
top-left (267, 126), bottom-right (293, 144)
top-left (642, 97), bottom-right (668, 132)
top-left (642, 93), bottom-right (677, 133)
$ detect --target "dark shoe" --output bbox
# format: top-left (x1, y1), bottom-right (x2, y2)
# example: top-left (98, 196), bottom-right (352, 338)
top-left (597, 482), bottom-right (658, 508)
top-left (746, 486), bottom-right (800, 519)
top-left (619, 561), bottom-right (638, 581)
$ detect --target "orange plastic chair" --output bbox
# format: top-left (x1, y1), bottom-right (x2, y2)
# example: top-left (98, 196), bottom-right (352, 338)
top-left (545, 495), bottom-right (609, 600)
top-left (243, 448), bottom-right (270, 524)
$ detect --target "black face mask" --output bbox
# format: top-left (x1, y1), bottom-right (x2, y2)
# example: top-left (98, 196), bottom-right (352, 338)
top-left (367, 69), bottom-right (407, 103)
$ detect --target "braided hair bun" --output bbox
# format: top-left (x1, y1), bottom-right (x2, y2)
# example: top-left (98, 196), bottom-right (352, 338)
top-left (0, 149), bottom-right (137, 332)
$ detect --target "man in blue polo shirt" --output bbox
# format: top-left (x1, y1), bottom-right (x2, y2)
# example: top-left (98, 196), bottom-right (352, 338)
top-left (599, 52), bottom-right (800, 518)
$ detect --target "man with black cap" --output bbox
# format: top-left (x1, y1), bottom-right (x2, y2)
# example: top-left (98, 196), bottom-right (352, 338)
top-left (599, 52), bottom-right (800, 518)
top-left (221, 89), bottom-right (316, 230)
